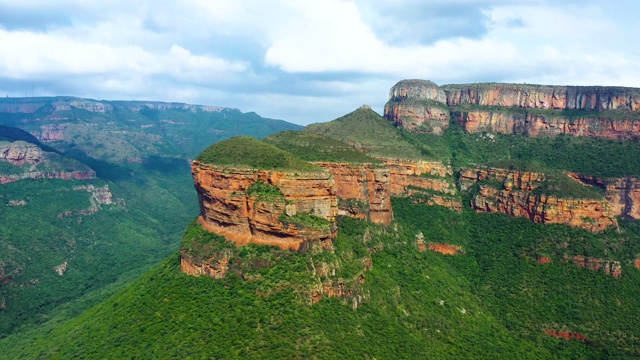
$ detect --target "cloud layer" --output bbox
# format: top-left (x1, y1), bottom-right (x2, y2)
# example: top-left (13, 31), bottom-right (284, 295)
top-left (0, 0), bottom-right (638, 124)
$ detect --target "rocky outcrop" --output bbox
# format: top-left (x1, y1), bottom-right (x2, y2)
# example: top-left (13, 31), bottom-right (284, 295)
top-left (568, 174), bottom-right (640, 219)
top-left (462, 166), bottom-right (617, 232)
top-left (314, 162), bottom-right (393, 224)
top-left (427, 243), bottom-right (463, 255)
top-left (180, 249), bottom-right (231, 279)
top-left (385, 80), bottom-right (450, 134)
top-left (381, 158), bottom-right (462, 210)
top-left (569, 256), bottom-right (622, 278)
top-left (39, 124), bottom-right (65, 141)
top-left (384, 80), bottom-right (640, 139)
top-left (0, 170), bottom-right (95, 184)
top-left (545, 330), bottom-right (588, 343)
top-left (192, 161), bottom-right (338, 252)
top-left (57, 184), bottom-right (117, 218)
top-left (0, 142), bottom-right (44, 165)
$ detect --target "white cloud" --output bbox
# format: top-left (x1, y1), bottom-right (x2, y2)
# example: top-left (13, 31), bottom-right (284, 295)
top-left (0, 0), bottom-right (638, 125)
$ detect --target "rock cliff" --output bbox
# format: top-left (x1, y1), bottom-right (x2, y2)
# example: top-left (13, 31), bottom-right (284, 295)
top-left (460, 166), bottom-right (617, 232)
top-left (314, 162), bottom-right (393, 225)
top-left (385, 80), bottom-right (640, 139)
top-left (381, 158), bottom-right (462, 211)
top-left (568, 174), bottom-right (640, 219)
top-left (192, 161), bottom-right (338, 252)
top-left (0, 141), bottom-right (95, 184)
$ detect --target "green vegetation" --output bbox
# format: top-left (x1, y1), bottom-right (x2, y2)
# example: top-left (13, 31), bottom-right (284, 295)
top-left (265, 131), bottom-right (381, 163)
top-left (280, 212), bottom-right (332, 230)
top-left (5, 198), bottom-right (640, 358)
top-left (532, 172), bottom-right (605, 199)
top-left (402, 119), bottom-right (640, 177)
top-left (304, 107), bottom-right (424, 159)
top-left (245, 180), bottom-right (285, 201)
top-left (196, 136), bottom-right (319, 171)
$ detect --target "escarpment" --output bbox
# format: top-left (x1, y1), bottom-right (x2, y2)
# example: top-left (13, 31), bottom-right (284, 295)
top-left (385, 79), bottom-right (640, 139)
top-left (0, 140), bottom-right (96, 184)
top-left (460, 166), bottom-right (617, 232)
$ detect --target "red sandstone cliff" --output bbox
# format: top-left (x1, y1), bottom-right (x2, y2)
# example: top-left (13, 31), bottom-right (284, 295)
top-left (568, 174), bottom-right (640, 219)
top-left (192, 161), bottom-right (338, 252)
top-left (460, 167), bottom-right (617, 232)
top-left (314, 162), bottom-right (393, 225)
top-left (384, 80), bottom-right (640, 139)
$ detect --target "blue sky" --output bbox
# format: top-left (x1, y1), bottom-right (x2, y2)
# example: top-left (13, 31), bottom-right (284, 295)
top-left (0, 0), bottom-right (638, 125)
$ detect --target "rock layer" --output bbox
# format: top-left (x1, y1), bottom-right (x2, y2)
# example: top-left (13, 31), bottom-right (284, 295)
top-left (568, 174), bottom-right (640, 219)
top-left (314, 162), bottom-right (393, 225)
top-left (384, 80), bottom-right (640, 139)
top-left (192, 161), bottom-right (338, 251)
top-left (461, 166), bottom-right (617, 232)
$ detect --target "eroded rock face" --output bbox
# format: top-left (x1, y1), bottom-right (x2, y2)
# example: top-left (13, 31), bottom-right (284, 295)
top-left (314, 162), bottom-right (393, 225)
top-left (386, 80), bottom-right (450, 134)
top-left (462, 166), bottom-right (617, 232)
top-left (385, 101), bottom-right (450, 134)
top-left (0, 142), bottom-right (44, 165)
top-left (192, 161), bottom-right (338, 251)
top-left (385, 80), bottom-right (640, 139)
top-left (381, 158), bottom-right (462, 210)
top-left (569, 256), bottom-right (622, 278)
top-left (568, 174), bottom-right (640, 219)
top-left (443, 83), bottom-right (640, 111)
top-left (180, 250), bottom-right (231, 279)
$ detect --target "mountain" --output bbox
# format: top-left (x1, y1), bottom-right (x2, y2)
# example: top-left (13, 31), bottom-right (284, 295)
top-left (0, 97), bottom-right (301, 338)
top-left (1, 81), bottom-right (640, 359)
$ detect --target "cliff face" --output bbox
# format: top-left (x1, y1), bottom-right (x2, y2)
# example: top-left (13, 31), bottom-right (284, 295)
top-left (0, 141), bottom-right (96, 184)
top-left (385, 80), bottom-right (450, 134)
top-left (460, 167), bottom-right (617, 232)
top-left (443, 84), bottom-right (640, 111)
top-left (382, 158), bottom-right (462, 210)
top-left (568, 174), bottom-right (640, 219)
top-left (314, 162), bottom-right (393, 225)
top-left (452, 111), bottom-right (640, 139)
top-left (385, 80), bottom-right (640, 139)
top-left (192, 161), bottom-right (338, 251)
top-left (0, 142), bottom-right (45, 165)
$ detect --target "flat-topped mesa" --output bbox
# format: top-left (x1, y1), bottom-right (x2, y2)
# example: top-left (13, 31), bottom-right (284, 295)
top-left (460, 166), bottom-right (617, 232)
top-left (189, 137), bottom-right (338, 252)
top-left (0, 96), bottom-right (228, 115)
top-left (193, 162), bottom-right (337, 252)
top-left (385, 80), bottom-right (640, 139)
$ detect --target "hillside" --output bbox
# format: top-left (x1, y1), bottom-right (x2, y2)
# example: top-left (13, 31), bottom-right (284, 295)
top-left (0, 96), bottom-right (302, 338)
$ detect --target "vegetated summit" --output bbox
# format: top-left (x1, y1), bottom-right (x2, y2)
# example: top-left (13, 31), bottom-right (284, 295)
top-left (2, 80), bottom-right (640, 359)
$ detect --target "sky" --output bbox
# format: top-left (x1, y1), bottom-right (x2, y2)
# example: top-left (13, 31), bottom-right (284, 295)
top-left (0, 0), bottom-right (638, 125)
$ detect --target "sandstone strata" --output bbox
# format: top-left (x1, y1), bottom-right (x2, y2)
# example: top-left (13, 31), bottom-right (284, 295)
top-left (0, 142), bottom-right (45, 165)
top-left (381, 158), bottom-right (462, 210)
top-left (314, 162), bottom-right (393, 224)
top-left (461, 166), bottom-right (617, 232)
top-left (568, 174), bottom-right (640, 219)
top-left (384, 80), bottom-right (640, 139)
top-left (192, 161), bottom-right (338, 251)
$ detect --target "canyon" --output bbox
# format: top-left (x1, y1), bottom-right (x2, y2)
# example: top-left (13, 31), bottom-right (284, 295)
top-left (385, 79), bottom-right (640, 139)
